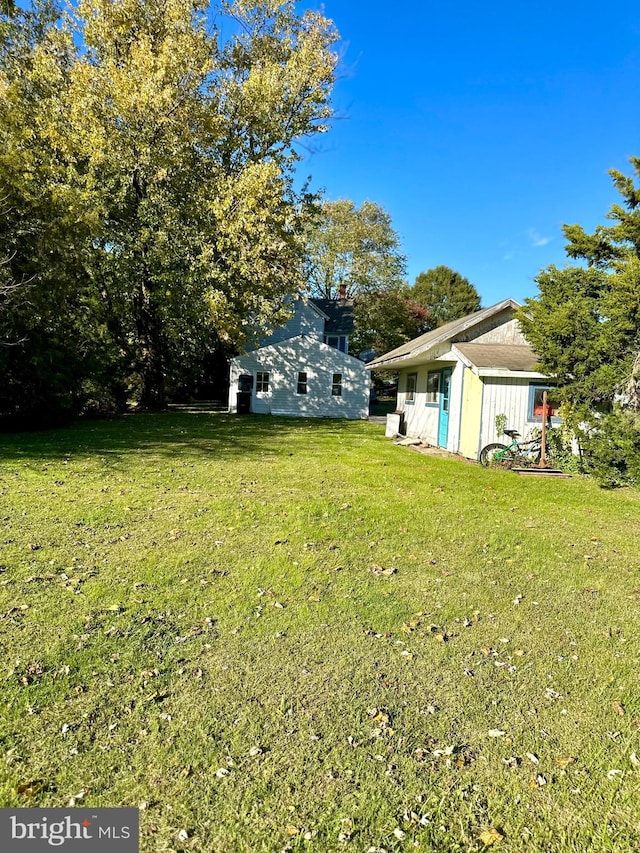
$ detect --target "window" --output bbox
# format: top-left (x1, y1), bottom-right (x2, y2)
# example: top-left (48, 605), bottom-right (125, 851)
top-left (324, 335), bottom-right (348, 353)
top-left (332, 373), bottom-right (342, 396)
top-left (426, 371), bottom-right (440, 404)
top-left (406, 372), bottom-right (417, 403)
top-left (528, 385), bottom-right (561, 421)
top-left (256, 371), bottom-right (269, 393)
top-left (297, 371), bottom-right (308, 394)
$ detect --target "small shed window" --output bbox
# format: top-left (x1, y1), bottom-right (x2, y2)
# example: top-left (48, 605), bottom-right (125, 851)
top-left (297, 371), bottom-right (308, 394)
top-left (528, 385), bottom-right (561, 421)
top-left (332, 373), bottom-right (342, 396)
top-left (406, 372), bottom-right (417, 404)
top-left (426, 371), bottom-right (440, 404)
top-left (256, 371), bottom-right (270, 393)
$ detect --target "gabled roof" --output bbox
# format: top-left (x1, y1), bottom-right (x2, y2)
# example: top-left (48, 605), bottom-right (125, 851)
top-left (311, 298), bottom-right (355, 336)
top-left (365, 299), bottom-right (522, 369)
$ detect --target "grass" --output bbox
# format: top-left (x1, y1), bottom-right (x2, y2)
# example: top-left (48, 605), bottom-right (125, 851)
top-left (0, 412), bottom-right (639, 852)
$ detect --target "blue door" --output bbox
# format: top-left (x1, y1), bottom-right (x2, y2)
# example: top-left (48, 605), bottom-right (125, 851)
top-left (438, 368), bottom-right (452, 448)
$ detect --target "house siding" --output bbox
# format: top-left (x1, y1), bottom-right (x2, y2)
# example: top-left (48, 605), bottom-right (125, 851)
top-left (480, 377), bottom-right (536, 449)
top-left (253, 300), bottom-right (324, 350)
top-left (458, 367), bottom-right (483, 459)
top-left (229, 335), bottom-right (369, 420)
top-left (398, 363), bottom-right (462, 452)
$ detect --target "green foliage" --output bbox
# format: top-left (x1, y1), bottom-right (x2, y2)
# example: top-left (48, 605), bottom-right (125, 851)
top-left (519, 158), bottom-right (640, 484)
top-left (351, 284), bottom-right (427, 358)
top-left (411, 265), bottom-right (481, 329)
top-left (304, 199), bottom-right (406, 300)
top-left (0, 0), bottom-right (339, 419)
top-left (580, 408), bottom-right (640, 487)
top-left (494, 413), bottom-right (507, 437)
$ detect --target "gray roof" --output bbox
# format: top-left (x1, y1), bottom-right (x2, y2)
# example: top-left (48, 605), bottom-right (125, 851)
top-left (366, 299), bottom-right (521, 368)
top-left (455, 343), bottom-right (539, 372)
top-left (311, 298), bottom-right (355, 336)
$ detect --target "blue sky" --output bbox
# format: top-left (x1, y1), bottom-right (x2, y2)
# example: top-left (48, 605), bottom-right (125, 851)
top-left (300, 0), bottom-right (640, 306)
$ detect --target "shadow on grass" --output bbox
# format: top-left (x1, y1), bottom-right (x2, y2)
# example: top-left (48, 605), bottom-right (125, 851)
top-left (0, 411), bottom-right (374, 462)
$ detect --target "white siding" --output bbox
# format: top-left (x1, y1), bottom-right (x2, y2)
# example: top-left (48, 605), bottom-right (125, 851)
top-left (253, 299), bottom-right (324, 349)
top-left (396, 372), bottom-right (546, 458)
top-left (397, 362), bottom-right (463, 451)
top-left (479, 377), bottom-right (536, 449)
top-left (229, 335), bottom-right (368, 420)
top-left (472, 317), bottom-right (528, 345)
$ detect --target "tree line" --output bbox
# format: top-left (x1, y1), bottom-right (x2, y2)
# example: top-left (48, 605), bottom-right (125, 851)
top-left (1, 0), bottom-right (338, 421)
top-left (0, 0), bottom-right (481, 425)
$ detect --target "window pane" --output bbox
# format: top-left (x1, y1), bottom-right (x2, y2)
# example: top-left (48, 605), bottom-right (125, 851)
top-left (406, 373), bottom-right (417, 401)
top-left (297, 371), bottom-right (307, 394)
top-left (332, 373), bottom-right (342, 396)
top-left (256, 371), bottom-right (269, 393)
top-left (426, 372), bottom-right (439, 403)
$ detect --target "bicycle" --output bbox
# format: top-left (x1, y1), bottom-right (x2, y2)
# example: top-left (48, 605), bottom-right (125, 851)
top-left (479, 428), bottom-right (546, 468)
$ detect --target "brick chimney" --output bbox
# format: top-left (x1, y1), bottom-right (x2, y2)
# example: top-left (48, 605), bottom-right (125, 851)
top-left (338, 282), bottom-right (346, 300)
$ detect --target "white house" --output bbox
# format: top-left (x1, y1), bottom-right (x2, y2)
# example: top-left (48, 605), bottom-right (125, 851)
top-left (366, 299), bottom-right (559, 459)
top-left (228, 297), bottom-right (370, 419)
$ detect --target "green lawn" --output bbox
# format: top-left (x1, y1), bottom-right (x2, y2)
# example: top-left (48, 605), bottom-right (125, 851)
top-left (1, 413), bottom-right (639, 852)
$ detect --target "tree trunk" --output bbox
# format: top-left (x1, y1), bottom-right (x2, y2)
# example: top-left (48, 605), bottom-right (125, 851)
top-left (135, 277), bottom-right (165, 410)
top-left (131, 167), bottom-right (165, 410)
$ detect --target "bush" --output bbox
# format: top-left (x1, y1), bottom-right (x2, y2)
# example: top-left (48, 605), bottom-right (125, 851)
top-left (581, 408), bottom-right (640, 487)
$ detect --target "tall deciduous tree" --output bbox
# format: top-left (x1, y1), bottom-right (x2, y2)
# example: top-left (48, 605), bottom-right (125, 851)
top-left (66, 0), bottom-right (338, 408)
top-left (0, 0), bottom-right (114, 422)
top-left (304, 199), bottom-right (406, 299)
top-left (411, 265), bottom-right (481, 329)
top-left (1, 0), bottom-right (339, 414)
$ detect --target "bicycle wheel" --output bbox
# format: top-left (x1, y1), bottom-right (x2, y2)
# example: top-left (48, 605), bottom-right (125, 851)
top-left (479, 443), bottom-right (508, 466)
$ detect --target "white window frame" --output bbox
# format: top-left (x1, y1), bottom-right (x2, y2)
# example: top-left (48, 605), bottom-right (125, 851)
top-left (256, 371), bottom-right (270, 393)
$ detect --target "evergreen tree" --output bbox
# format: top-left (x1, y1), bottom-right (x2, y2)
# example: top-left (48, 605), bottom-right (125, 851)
top-left (519, 158), bottom-right (640, 485)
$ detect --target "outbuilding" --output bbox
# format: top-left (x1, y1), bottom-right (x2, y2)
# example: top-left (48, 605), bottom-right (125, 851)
top-left (366, 299), bottom-right (559, 458)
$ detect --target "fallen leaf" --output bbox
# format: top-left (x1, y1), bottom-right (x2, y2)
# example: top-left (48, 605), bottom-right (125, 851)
top-left (526, 752), bottom-right (540, 765)
top-left (370, 565), bottom-right (397, 577)
top-left (556, 756), bottom-right (575, 769)
top-left (612, 701), bottom-right (626, 716)
top-left (487, 729), bottom-right (506, 738)
top-left (17, 780), bottom-right (45, 797)
top-left (479, 827), bottom-right (503, 846)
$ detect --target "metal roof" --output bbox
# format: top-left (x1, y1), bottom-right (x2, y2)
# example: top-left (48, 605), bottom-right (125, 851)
top-left (365, 299), bottom-right (522, 369)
